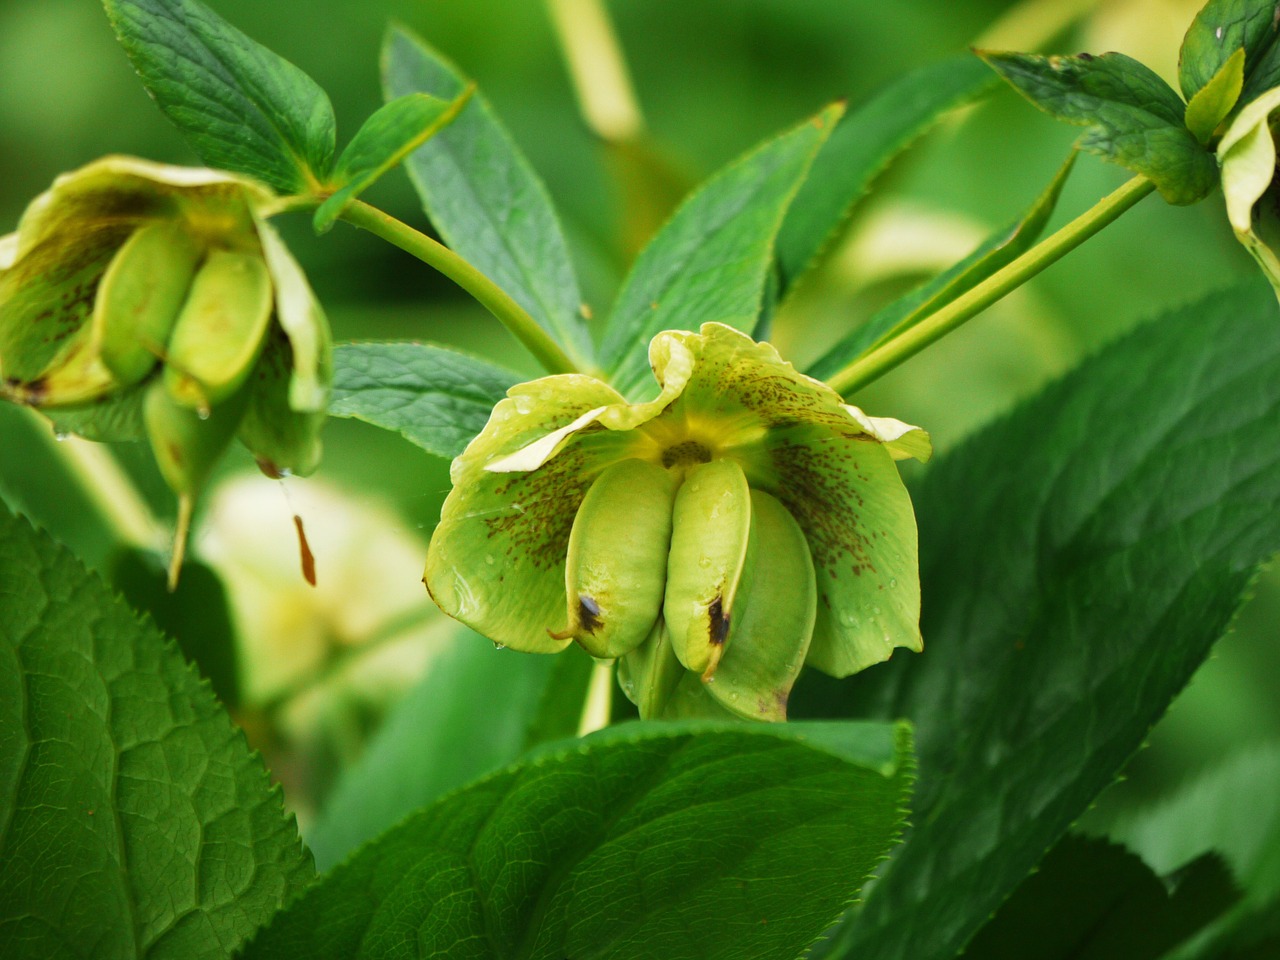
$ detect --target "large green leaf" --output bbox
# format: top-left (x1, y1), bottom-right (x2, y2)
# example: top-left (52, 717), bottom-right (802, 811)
top-left (601, 104), bottom-right (841, 398)
top-left (797, 280), bottom-right (1280, 960)
top-left (382, 27), bottom-right (593, 368)
top-left (965, 836), bottom-right (1239, 959)
top-left (982, 50), bottom-right (1216, 204)
top-left (0, 506), bottom-right (313, 959)
top-left (244, 721), bottom-right (912, 960)
top-left (805, 151), bottom-right (1073, 381)
top-left (304, 634), bottom-right (594, 872)
top-left (326, 341), bottom-right (519, 459)
top-left (776, 53), bottom-right (996, 295)
top-left (103, 0), bottom-right (336, 194)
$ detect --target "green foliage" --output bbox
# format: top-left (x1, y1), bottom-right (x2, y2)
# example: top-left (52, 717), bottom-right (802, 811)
top-left (805, 151), bottom-right (1074, 380)
top-left (382, 27), bottom-right (594, 367)
top-left (1184, 48), bottom-right (1245, 143)
top-left (327, 341), bottom-right (519, 458)
top-left (102, 0), bottom-right (336, 193)
top-left (600, 105), bottom-right (841, 398)
top-left (313, 91), bottom-right (469, 233)
top-left (800, 280), bottom-right (1280, 960)
top-left (244, 721), bottom-right (913, 960)
top-left (980, 50), bottom-right (1216, 204)
top-left (775, 53), bottom-right (996, 294)
top-left (304, 634), bottom-right (592, 871)
top-left (1179, 0), bottom-right (1280, 102)
top-left (964, 836), bottom-right (1240, 959)
top-left (0, 506), bottom-right (313, 959)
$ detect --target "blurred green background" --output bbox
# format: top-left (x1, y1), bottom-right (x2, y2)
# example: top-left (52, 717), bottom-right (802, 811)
top-left (0, 0), bottom-right (1275, 830)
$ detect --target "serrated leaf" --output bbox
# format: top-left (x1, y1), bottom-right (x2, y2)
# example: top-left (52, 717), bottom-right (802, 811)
top-left (243, 720), bottom-right (912, 960)
top-left (103, 0), bottom-right (336, 194)
top-left (776, 53), bottom-right (997, 295)
top-left (982, 50), bottom-right (1217, 204)
top-left (965, 836), bottom-right (1240, 959)
top-left (382, 26), bottom-right (593, 368)
top-left (0, 506), bottom-right (313, 959)
top-left (313, 91), bottom-right (470, 234)
top-left (601, 104), bottom-right (842, 399)
top-left (805, 151), bottom-right (1074, 382)
top-left (1179, 0), bottom-right (1280, 102)
top-left (1185, 47), bottom-right (1246, 143)
top-left (326, 341), bottom-right (519, 459)
top-left (796, 280), bottom-right (1280, 960)
top-left (304, 633), bottom-right (591, 872)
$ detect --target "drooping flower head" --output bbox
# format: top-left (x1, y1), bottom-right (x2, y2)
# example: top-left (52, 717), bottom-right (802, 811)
top-left (0, 156), bottom-right (331, 582)
top-left (425, 323), bottom-right (929, 720)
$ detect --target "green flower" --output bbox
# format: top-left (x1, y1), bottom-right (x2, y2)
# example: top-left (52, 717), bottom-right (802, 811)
top-left (0, 156), bottom-right (331, 582)
top-left (425, 323), bottom-right (929, 721)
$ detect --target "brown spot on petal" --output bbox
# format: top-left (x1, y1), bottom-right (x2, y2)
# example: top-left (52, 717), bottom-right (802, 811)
top-left (293, 514), bottom-right (316, 587)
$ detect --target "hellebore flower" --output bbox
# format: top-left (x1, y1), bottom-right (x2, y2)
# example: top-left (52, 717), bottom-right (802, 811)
top-left (0, 156), bottom-right (331, 581)
top-left (425, 323), bottom-right (930, 721)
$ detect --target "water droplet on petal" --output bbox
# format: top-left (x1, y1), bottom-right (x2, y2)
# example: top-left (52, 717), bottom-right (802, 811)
top-left (53, 432), bottom-right (70, 442)
top-left (492, 642), bottom-right (506, 651)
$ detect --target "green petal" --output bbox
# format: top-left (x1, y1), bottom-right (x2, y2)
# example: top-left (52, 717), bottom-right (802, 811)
top-left (1219, 89), bottom-right (1280, 298)
top-left (425, 375), bottom-right (647, 651)
top-left (257, 217), bottom-right (332, 413)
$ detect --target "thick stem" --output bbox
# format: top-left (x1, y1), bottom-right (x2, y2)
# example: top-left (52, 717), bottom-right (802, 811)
top-left (340, 200), bottom-right (580, 376)
top-left (546, 0), bottom-right (644, 142)
top-left (828, 175), bottom-right (1156, 396)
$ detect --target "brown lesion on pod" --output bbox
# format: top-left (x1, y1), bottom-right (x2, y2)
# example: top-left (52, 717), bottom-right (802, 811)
top-left (546, 594), bottom-right (603, 642)
top-left (702, 592), bottom-right (730, 681)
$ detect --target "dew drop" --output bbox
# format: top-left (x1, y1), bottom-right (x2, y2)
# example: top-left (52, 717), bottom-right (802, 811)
top-left (698, 556), bottom-right (712, 569)
top-left (492, 642), bottom-right (507, 651)
top-left (53, 432), bottom-right (70, 442)
top-left (728, 692), bottom-right (740, 702)
top-left (888, 578), bottom-right (898, 588)
top-left (484, 554), bottom-right (496, 565)
top-left (873, 605), bottom-right (883, 616)
top-left (196, 407), bottom-right (211, 421)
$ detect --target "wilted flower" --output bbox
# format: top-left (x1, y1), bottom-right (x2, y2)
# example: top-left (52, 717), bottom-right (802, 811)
top-left (0, 156), bottom-right (332, 582)
top-left (425, 322), bottom-right (930, 721)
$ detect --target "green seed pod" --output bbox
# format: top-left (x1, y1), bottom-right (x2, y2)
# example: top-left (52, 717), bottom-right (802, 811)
top-left (616, 619), bottom-right (684, 719)
top-left (144, 378), bottom-right (249, 588)
top-left (663, 457), bottom-right (753, 680)
top-left (236, 328), bottom-right (324, 479)
top-left (703, 489), bottom-right (816, 721)
top-left (553, 457), bottom-right (677, 658)
top-left (96, 219), bottom-right (202, 384)
top-left (164, 248), bottom-right (274, 412)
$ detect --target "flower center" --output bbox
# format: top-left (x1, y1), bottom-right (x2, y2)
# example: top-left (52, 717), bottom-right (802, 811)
top-left (660, 439), bottom-right (713, 468)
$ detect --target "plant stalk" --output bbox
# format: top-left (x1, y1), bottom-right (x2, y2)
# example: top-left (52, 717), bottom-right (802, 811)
top-left (828, 174), bottom-right (1156, 396)
top-left (340, 200), bottom-right (580, 376)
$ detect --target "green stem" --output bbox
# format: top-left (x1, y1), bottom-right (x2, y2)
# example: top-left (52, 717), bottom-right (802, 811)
top-left (340, 200), bottom-right (580, 376)
top-left (828, 174), bottom-right (1156, 396)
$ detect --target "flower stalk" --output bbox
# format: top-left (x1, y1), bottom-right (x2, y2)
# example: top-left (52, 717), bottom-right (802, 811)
top-left (828, 174), bottom-right (1156, 396)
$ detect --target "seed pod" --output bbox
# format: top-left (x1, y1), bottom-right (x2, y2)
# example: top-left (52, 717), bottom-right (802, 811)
top-left (616, 618), bottom-right (684, 719)
top-left (663, 457), bottom-right (753, 680)
top-left (144, 378), bottom-right (249, 588)
top-left (237, 328), bottom-right (324, 478)
top-left (164, 249), bottom-right (274, 412)
top-left (703, 489), bottom-right (816, 721)
top-left (553, 457), bottom-right (677, 658)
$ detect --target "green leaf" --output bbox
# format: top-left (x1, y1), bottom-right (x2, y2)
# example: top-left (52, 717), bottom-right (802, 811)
top-left (382, 26), bottom-right (592, 368)
top-left (601, 104), bottom-right (842, 399)
top-left (981, 50), bottom-right (1217, 204)
top-left (1106, 744), bottom-right (1280, 908)
top-left (1185, 47), bottom-right (1246, 143)
top-left (110, 548), bottom-right (240, 709)
top-left (102, 0), bottom-right (336, 194)
top-left (243, 720), bottom-right (913, 960)
top-left (1179, 0), bottom-right (1280, 102)
top-left (326, 341), bottom-right (520, 459)
top-left (776, 53), bottom-right (997, 295)
top-left (805, 151), bottom-right (1075, 382)
top-left (313, 91), bottom-right (471, 234)
top-left (965, 836), bottom-right (1240, 960)
top-left (0, 506), bottom-right (313, 959)
top-left (799, 280), bottom-right (1280, 960)
top-left (304, 633), bottom-right (589, 872)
